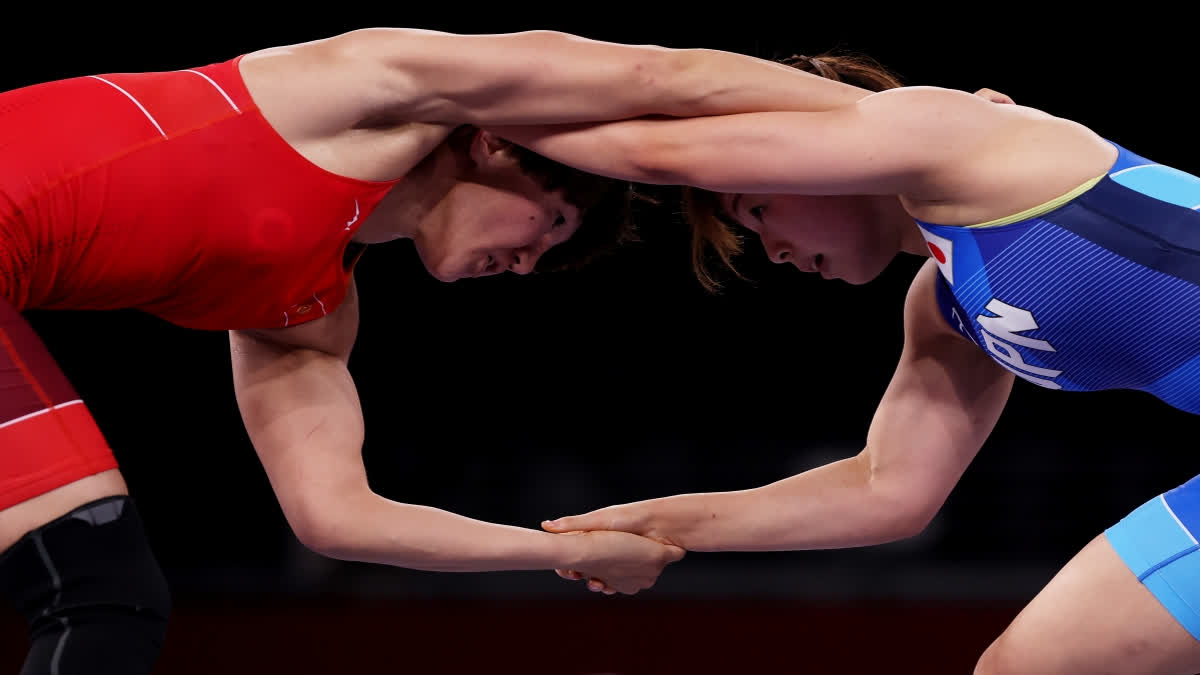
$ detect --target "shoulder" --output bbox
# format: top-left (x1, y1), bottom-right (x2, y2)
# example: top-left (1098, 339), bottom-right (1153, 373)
top-left (858, 85), bottom-right (1058, 121)
top-left (235, 30), bottom-right (397, 139)
top-left (863, 87), bottom-right (1112, 211)
top-left (854, 86), bottom-right (1077, 154)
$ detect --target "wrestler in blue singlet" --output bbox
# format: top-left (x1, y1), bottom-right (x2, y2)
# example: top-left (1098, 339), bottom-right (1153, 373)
top-left (913, 141), bottom-right (1200, 637)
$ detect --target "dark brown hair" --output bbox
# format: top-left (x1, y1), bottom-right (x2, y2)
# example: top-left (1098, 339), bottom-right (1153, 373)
top-left (444, 125), bottom-right (638, 273)
top-left (511, 142), bottom-right (639, 274)
top-left (686, 52), bottom-right (904, 292)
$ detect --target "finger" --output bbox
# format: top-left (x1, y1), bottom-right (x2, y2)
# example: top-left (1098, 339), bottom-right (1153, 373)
top-left (664, 544), bottom-right (687, 562)
top-left (974, 88), bottom-right (1014, 104)
top-left (586, 578), bottom-right (608, 593)
top-left (544, 506), bottom-right (629, 533)
top-left (555, 569), bottom-right (583, 580)
top-left (542, 515), bottom-right (590, 532)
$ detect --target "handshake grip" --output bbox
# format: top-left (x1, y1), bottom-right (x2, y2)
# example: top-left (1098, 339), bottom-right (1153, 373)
top-left (541, 506), bottom-right (684, 596)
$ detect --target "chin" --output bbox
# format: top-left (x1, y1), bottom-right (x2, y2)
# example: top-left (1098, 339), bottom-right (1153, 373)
top-left (845, 259), bottom-right (891, 285)
top-left (415, 249), bottom-right (462, 283)
top-left (839, 269), bottom-right (876, 286)
top-left (423, 259), bottom-right (462, 283)
top-left (438, 265), bottom-right (473, 283)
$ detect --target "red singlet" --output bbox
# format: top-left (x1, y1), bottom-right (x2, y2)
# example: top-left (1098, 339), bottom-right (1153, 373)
top-left (0, 55), bottom-right (399, 329)
top-left (0, 55), bottom-right (399, 510)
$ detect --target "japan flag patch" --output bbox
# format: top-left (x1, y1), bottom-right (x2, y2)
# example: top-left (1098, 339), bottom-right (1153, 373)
top-left (918, 227), bottom-right (954, 285)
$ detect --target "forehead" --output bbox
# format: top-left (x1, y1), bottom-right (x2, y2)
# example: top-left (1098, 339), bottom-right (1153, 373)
top-left (716, 193), bottom-right (749, 226)
top-left (723, 193), bottom-right (742, 216)
top-left (723, 192), bottom-right (811, 215)
top-left (482, 167), bottom-right (591, 238)
top-left (507, 169), bottom-right (577, 209)
top-left (516, 184), bottom-right (585, 240)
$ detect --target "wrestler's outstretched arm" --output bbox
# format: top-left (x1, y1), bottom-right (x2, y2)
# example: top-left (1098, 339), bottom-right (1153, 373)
top-left (544, 262), bottom-right (1013, 590)
top-left (237, 26), bottom-right (872, 138)
top-left (229, 279), bottom-right (682, 594)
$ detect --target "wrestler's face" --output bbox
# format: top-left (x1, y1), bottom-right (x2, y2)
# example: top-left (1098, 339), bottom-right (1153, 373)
top-left (414, 134), bottom-right (583, 282)
top-left (719, 192), bottom-right (898, 285)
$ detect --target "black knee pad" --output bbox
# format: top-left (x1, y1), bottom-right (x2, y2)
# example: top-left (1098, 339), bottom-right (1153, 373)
top-left (0, 496), bottom-right (171, 675)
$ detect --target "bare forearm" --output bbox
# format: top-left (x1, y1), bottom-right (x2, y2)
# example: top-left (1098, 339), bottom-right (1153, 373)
top-left (252, 412), bottom-right (585, 573)
top-left (490, 122), bottom-right (652, 183)
top-left (250, 409), bottom-right (585, 572)
top-left (235, 354), bottom-right (582, 574)
top-left (650, 454), bottom-right (924, 552)
top-left (665, 48), bottom-right (870, 117)
top-left (313, 492), bottom-right (579, 572)
top-left (370, 28), bottom-right (871, 125)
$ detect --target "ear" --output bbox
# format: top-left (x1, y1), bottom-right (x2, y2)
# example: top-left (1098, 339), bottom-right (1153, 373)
top-left (468, 129), bottom-right (518, 169)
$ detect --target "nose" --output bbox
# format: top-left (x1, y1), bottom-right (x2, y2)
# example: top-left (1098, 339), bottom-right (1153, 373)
top-left (507, 249), bottom-right (540, 275)
top-left (763, 238), bottom-right (793, 265)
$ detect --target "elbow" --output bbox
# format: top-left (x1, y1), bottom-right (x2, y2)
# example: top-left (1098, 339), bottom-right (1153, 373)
top-left (856, 452), bottom-right (944, 544)
top-left (286, 498), bottom-right (361, 561)
top-left (624, 127), bottom-right (690, 185)
top-left (649, 48), bottom-right (715, 114)
top-left (864, 477), bottom-right (942, 544)
top-left (853, 498), bottom-right (934, 545)
top-left (290, 515), bottom-right (345, 560)
top-left (884, 503), bottom-right (938, 542)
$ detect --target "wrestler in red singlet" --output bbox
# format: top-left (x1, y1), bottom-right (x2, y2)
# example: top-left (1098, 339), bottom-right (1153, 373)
top-left (0, 29), bottom-right (867, 675)
top-left (0, 55), bottom-right (395, 510)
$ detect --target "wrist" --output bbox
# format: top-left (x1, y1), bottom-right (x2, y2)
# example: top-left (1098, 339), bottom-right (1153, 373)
top-left (546, 530), bottom-right (591, 570)
top-left (652, 493), bottom-right (721, 550)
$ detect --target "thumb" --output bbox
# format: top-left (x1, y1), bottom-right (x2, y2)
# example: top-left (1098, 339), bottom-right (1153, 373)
top-left (541, 514), bottom-right (592, 532)
top-left (663, 543), bottom-right (687, 563)
top-left (543, 507), bottom-right (618, 532)
top-left (974, 87), bottom-right (1015, 104)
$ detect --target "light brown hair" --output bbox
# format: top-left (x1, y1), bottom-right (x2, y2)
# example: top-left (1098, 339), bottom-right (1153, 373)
top-left (685, 53), bottom-right (904, 291)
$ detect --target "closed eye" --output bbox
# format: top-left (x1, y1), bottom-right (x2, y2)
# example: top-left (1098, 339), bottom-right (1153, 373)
top-left (749, 205), bottom-right (766, 222)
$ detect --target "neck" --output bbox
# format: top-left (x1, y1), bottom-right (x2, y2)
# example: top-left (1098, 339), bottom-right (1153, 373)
top-left (879, 196), bottom-right (929, 257)
top-left (353, 145), bottom-right (465, 245)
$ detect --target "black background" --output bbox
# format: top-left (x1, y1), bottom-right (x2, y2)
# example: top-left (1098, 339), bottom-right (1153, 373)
top-left (1, 7), bottom-right (1197, 673)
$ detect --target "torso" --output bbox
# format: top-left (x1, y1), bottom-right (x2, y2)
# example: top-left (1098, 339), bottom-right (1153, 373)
top-left (0, 47), bottom-right (448, 331)
top-left (913, 141), bottom-right (1200, 414)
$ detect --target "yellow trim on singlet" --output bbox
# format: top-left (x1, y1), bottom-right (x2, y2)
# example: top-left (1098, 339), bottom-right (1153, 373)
top-left (968, 175), bottom-right (1105, 228)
